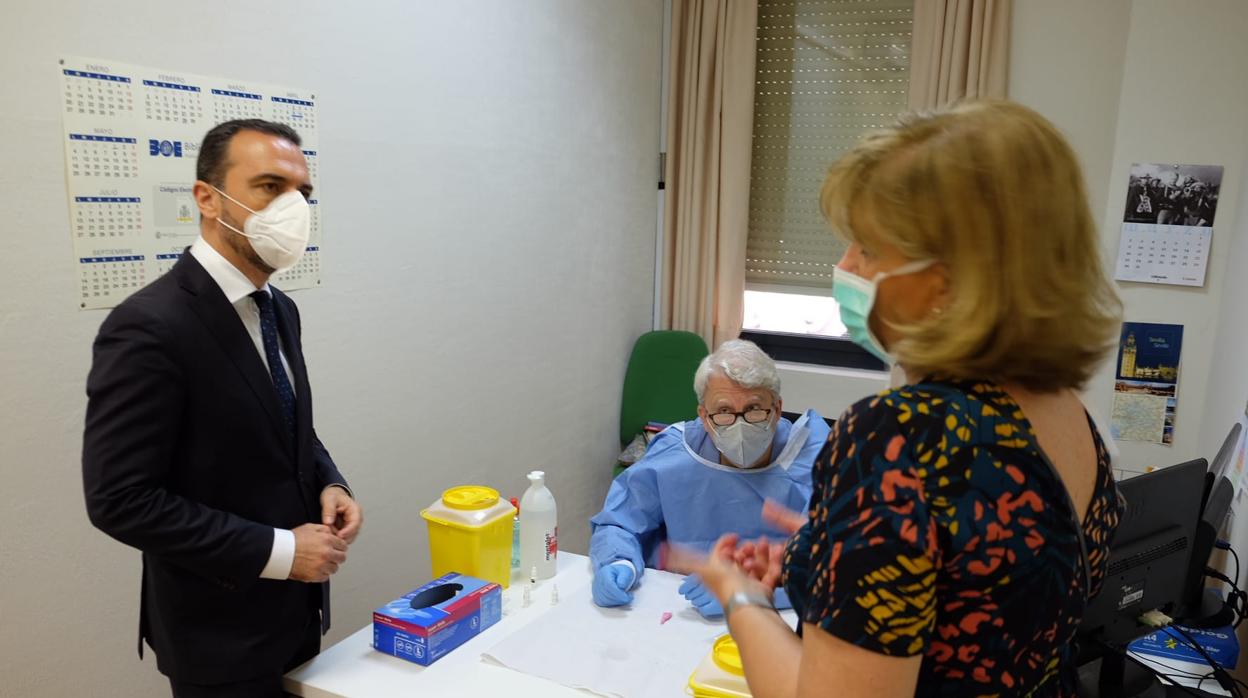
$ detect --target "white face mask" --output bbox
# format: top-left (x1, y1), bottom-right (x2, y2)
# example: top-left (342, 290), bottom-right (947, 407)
top-left (213, 187), bottom-right (310, 272)
top-left (708, 418), bottom-right (776, 468)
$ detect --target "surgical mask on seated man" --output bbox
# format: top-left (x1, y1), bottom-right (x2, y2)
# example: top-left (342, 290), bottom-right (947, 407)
top-left (706, 410), bottom-right (777, 468)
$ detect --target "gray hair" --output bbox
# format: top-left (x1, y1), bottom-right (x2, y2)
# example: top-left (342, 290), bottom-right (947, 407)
top-left (693, 339), bottom-right (781, 403)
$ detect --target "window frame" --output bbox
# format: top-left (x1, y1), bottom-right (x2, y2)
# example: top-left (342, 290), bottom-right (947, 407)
top-left (739, 329), bottom-right (886, 371)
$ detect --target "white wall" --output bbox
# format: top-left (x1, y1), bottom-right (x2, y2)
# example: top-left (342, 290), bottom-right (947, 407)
top-left (774, 362), bottom-right (887, 418)
top-left (1016, 0), bottom-right (1248, 472)
top-left (0, 2), bottom-right (663, 696)
top-left (1207, 157), bottom-right (1248, 675)
top-left (1008, 0), bottom-right (1132, 254)
top-left (1204, 166), bottom-right (1248, 477)
top-left (1084, 0), bottom-right (1248, 470)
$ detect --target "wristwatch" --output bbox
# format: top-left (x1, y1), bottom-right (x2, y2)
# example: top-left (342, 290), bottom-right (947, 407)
top-left (724, 590), bottom-right (776, 619)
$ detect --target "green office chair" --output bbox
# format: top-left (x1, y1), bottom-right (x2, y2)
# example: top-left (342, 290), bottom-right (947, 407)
top-left (618, 330), bottom-right (709, 455)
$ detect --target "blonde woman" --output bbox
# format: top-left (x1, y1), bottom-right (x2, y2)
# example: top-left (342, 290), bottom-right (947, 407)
top-left (682, 101), bottom-right (1123, 697)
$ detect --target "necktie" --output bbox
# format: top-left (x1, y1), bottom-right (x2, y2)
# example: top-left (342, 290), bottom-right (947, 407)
top-left (250, 290), bottom-right (296, 441)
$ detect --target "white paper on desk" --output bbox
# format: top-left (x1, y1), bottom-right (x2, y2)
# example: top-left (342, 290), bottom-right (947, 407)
top-left (1128, 651), bottom-right (1232, 696)
top-left (482, 570), bottom-right (726, 698)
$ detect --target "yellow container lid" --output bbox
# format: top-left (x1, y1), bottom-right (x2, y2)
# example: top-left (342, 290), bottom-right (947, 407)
top-left (712, 635), bottom-right (744, 676)
top-left (688, 634), bottom-right (751, 698)
top-left (421, 485), bottom-right (515, 530)
top-left (442, 485), bottom-right (500, 510)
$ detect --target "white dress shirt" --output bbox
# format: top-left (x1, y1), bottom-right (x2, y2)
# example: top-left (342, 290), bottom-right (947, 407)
top-left (188, 237), bottom-right (297, 580)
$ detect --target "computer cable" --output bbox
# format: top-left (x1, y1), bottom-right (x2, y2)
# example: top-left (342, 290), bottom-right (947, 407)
top-left (1215, 540), bottom-right (1240, 586)
top-left (1131, 653), bottom-right (1213, 680)
top-left (1196, 670), bottom-right (1222, 694)
top-left (1203, 563), bottom-right (1248, 630)
top-left (1166, 625), bottom-right (1241, 697)
top-left (1123, 653), bottom-right (1210, 698)
top-left (1100, 632), bottom-right (1206, 698)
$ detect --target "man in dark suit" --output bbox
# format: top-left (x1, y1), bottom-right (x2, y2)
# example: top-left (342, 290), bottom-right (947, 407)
top-left (83, 119), bottom-right (363, 698)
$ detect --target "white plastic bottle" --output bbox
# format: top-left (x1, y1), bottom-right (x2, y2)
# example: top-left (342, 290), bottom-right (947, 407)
top-left (519, 470), bottom-right (557, 579)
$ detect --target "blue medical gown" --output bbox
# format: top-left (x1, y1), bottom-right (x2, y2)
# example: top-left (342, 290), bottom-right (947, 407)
top-left (589, 410), bottom-right (830, 577)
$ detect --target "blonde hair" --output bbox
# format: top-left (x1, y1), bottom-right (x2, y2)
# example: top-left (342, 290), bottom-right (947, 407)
top-left (820, 100), bottom-right (1122, 390)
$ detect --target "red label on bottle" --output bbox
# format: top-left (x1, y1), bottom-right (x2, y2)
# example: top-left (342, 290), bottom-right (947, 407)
top-left (545, 527), bottom-right (558, 561)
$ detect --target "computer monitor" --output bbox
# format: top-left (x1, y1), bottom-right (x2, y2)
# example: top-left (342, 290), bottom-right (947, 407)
top-left (1180, 423), bottom-right (1241, 625)
top-left (1077, 458), bottom-right (1207, 698)
top-left (1179, 476), bottom-right (1236, 626)
top-left (1208, 422), bottom-right (1241, 484)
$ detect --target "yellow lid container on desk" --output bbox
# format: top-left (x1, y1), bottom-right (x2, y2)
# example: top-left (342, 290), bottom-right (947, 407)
top-left (420, 486), bottom-right (516, 588)
top-left (688, 634), bottom-right (752, 697)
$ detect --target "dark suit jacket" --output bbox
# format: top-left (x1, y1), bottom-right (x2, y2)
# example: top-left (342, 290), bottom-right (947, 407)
top-left (83, 253), bottom-right (349, 685)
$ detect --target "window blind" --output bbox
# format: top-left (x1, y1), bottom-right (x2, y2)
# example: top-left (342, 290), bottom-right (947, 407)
top-left (746, 0), bottom-right (914, 290)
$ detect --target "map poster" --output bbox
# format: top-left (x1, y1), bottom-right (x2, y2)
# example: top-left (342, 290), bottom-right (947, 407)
top-left (1110, 322), bottom-right (1184, 445)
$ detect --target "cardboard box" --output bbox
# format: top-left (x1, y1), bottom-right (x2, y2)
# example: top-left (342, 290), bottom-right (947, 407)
top-left (373, 573), bottom-right (503, 666)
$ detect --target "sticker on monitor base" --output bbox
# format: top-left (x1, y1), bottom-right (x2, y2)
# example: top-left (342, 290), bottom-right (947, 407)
top-left (1118, 579), bottom-right (1146, 610)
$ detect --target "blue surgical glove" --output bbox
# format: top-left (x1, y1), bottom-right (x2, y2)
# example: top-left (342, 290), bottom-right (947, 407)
top-left (593, 562), bottom-right (637, 607)
top-left (679, 574), bottom-right (724, 619)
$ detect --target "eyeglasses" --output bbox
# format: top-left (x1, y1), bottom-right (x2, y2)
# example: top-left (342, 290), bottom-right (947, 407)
top-left (708, 408), bottom-right (773, 427)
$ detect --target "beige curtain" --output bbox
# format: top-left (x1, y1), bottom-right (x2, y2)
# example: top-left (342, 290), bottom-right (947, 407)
top-left (908, 0), bottom-right (1012, 110)
top-left (662, 0), bottom-right (758, 350)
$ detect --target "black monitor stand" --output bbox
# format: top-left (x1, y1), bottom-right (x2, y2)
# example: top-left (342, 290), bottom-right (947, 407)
top-left (1078, 650), bottom-right (1167, 698)
top-left (1183, 586), bottom-right (1236, 628)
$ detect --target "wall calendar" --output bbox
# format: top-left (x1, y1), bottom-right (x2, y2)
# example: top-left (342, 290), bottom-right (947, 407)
top-left (1114, 163), bottom-right (1222, 288)
top-left (60, 56), bottom-right (323, 309)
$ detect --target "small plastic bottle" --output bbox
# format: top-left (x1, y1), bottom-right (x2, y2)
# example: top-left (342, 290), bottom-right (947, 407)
top-left (519, 470), bottom-right (557, 580)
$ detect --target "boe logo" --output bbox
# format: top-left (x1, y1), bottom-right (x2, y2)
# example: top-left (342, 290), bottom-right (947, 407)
top-left (148, 139), bottom-right (183, 157)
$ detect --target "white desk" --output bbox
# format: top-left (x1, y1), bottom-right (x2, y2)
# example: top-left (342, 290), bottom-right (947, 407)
top-left (285, 553), bottom-right (620, 697)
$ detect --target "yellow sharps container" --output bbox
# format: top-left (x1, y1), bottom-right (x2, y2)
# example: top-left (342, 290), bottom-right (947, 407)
top-left (420, 486), bottom-right (516, 588)
top-left (688, 634), bottom-right (752, 697)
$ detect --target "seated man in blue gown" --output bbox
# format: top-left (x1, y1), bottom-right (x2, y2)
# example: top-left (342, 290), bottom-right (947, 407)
top-left (589, 339), bottom-right (829, 617)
